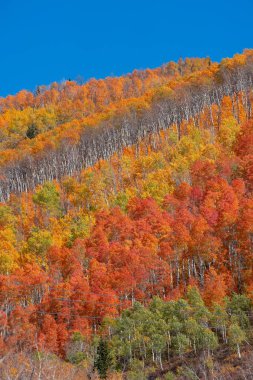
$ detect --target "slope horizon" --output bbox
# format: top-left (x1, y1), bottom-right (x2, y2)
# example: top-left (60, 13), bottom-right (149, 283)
top-left (1, 53), bottom-right (218, 98)
top-left (2, 49), bottom-right (253, 98)
top-left (1, 0), bottom-right (253, 97)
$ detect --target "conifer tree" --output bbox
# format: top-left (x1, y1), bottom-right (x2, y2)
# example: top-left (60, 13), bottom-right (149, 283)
top-left (95, 338), bottom-right (111, 379)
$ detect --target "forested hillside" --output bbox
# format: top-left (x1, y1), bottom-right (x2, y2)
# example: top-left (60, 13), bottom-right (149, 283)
top-left (0, 51), bottom-right (252, 201)
top-left (0, 50), bottom-right (253, 379)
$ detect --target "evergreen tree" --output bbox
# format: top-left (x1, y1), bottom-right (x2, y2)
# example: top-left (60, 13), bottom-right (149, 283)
top-left (95, 338), bottom-right (111, 379)
top-left (26, 123), bottom-right (39, 139)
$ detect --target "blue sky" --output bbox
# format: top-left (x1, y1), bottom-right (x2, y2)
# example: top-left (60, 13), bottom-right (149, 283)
top-left (1, 0), bottom-right (253, 96)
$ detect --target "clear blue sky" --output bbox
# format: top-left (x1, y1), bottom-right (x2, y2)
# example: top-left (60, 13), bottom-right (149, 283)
top-left (1, 0), bottom-right (253, 96)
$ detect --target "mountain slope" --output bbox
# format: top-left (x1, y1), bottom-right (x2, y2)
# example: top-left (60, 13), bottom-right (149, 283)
top-left (0, 50), bottom-right (253, 379)
top-left (0, 51), bottom-right (252, 201)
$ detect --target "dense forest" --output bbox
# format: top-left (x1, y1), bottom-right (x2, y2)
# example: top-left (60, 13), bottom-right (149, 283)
top-left (0, 50), bottom-right (253, 379)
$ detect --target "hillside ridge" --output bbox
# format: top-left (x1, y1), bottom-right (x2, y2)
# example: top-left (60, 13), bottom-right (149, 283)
top-left (0, 51), bottom-right (252, 201)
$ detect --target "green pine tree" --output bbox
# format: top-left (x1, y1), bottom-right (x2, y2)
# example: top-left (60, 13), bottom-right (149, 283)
top-left (95, 338), bottom-right (111, 379)
top-left (26, 123), bottom-right (39, 139)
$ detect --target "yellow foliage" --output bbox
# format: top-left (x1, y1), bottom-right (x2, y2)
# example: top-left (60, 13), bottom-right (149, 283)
top-left (218, 117), bottom-right (240, 151)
